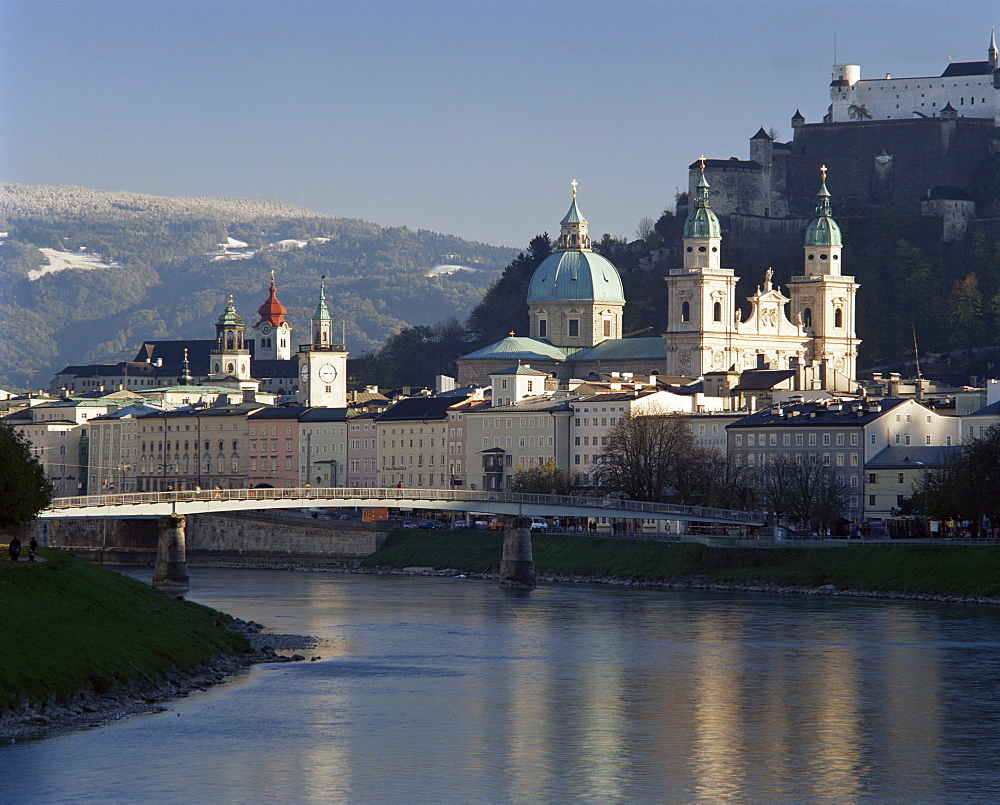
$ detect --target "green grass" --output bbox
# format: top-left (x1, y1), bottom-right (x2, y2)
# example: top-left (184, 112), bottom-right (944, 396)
top-left (0, 547), bottom-right (248, 711)
top-left (363, 530), bottom-right (1000, 597)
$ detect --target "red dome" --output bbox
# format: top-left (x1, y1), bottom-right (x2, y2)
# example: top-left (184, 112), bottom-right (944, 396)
top-left (256, 280), bottom-right (287, 326)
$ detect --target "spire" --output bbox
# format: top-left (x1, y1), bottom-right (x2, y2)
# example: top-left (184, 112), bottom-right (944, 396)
top-left (313, 278), bottom-right (331, 321)
top-left (683, 157), bottom-right (722, 240)
top-left (804, 165), bottom-right (842, 248)
top-left (556, 179), bottom-right (591, 251)
top-left (180, 348), bottom-right (193, 385)
top-left (256, 270), bottom-right (288, 326)
top-left (990, 26), bottom-right (998, 68)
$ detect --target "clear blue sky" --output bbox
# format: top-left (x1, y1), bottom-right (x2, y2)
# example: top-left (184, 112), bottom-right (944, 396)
top-left (2, 1), bottom-right (996, 247)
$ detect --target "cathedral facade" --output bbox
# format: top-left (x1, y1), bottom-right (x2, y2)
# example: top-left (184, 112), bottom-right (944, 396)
top-left (457, 172), bottom-right (859, 394)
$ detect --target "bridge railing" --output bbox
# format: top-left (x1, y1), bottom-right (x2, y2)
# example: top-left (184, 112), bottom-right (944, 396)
top-left (46, 487), bottom-right (765, 525)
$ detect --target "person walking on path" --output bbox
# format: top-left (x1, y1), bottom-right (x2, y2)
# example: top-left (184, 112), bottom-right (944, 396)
top-left (28, 536), bottom-right (37, 562)
top-left (8, 536), bottom-right (21, 561)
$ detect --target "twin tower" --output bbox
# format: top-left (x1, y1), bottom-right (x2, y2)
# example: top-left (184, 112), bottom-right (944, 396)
top-left (515, 165), bottom-right (859, 392)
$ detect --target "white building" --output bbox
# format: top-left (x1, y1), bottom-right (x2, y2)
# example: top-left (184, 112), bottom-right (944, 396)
top-left (828, 31), bottom-right (999, 124)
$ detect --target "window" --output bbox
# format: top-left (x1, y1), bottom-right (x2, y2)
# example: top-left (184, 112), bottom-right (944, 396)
top-left (713, 301), bottom-right (721, 322)
top-left (539, 319), bottom-right (547, 337)
top-left (898, 472), bottom-right (905, 484)
top-left (568, 319), bottom-right (579, 337)
top-left (834, 308), bottom-right (843, 328)
top-left (604, 319), bottom-right (611, 338)
top-left (803, 308), bottom-right (812, 327)
top-left (869, 495), bottom-right (877, 507)
top-left (681, 301), bottom-right (690, 323)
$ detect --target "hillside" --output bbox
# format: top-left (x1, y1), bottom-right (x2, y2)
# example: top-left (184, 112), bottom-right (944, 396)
top-left (0, 184), bottom-right (516, 390)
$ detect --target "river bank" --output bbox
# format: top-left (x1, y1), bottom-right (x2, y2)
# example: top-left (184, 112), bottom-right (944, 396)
top-left (0, 549), bottom-right (318, 742)
top-left (356, 529), bottom-right (1000, 601)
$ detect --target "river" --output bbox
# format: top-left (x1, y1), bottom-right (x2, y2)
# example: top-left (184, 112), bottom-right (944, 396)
top-left (5, 568), bottom-right (1000, 803)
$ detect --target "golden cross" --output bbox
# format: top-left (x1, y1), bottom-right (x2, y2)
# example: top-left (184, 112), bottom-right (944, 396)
top-left (820, 164), bottom-right (828, 180)
top-left (699, 155), bottom-right (706, 171)
top-left (570, 179), bottom-right (578, 196)
top-left (509, 331), bottom-right (516, 337)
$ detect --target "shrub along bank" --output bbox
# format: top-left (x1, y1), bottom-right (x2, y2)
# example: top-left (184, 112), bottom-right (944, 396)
top-left (0, 548), bottom-right (248, 712)
top-left (362, 530), bottom-right (1000, 598)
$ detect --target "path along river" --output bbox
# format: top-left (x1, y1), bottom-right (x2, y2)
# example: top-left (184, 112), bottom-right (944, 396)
top-left (5, 567), bottom-right (1000, 803)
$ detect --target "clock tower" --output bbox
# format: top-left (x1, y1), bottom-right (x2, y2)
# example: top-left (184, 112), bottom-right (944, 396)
top-left (252, 272), bottom-right (292, 360)
top-left (296, 281), bottom-right (348, 408)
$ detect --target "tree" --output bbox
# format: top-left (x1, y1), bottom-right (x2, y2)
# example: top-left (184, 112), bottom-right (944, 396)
top-left (756, 456), bottom-right (848, 531)
top-left (594, 412), bottom-right (698, 502)
top-left (0, 424), bottom-right (52, 528)
top-left (507, 459), bottom-right (576, 495)
top-left (946, 272), bottom-right (983, 351)
top-left (907, 428), bottom-right (1000, 535)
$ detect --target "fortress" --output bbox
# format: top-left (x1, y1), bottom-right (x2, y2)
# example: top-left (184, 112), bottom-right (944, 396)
top-left (691, 31), bottom-right (1000, 241)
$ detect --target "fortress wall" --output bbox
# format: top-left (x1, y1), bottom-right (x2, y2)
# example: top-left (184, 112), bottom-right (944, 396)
top-left (786, 118), bottom-right (996, 214)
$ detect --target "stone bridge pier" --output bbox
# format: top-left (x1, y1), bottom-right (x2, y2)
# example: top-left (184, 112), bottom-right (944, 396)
top-left (152, 515), bottom-right (189, 595)
top-left (499, 515), bottom-right (535, 590)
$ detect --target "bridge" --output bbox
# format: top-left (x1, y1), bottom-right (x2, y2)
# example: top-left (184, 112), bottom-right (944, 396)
top-left (41, 487), bottom-right (765, 527)
top-left (39, 488), bottom-right (766, 594)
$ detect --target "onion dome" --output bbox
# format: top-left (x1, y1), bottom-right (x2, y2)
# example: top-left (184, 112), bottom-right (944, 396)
top-left (804, 165), bottom-right (843, 248)
top-left (683, 158), bottom-right (722, 239)
top-left (256, 272), bottom-right (287, 326)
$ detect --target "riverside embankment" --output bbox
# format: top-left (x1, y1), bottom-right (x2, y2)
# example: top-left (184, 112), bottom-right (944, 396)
top-left (0, 548), bottom-right (314, 740)
top-left (361, 529), bottom-right (1000, 601)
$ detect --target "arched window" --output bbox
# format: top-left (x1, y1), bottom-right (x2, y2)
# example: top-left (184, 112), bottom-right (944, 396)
top-left (803, 307), bottom-right (812, 327)
top-left (834, 308), bottom-right (843, 328)
top-left (681, 301), bottom-right (690, 322)
top-left (713, 301), bottom-right (722, 322)
top-left (226, 331), bottom-right (234, 349)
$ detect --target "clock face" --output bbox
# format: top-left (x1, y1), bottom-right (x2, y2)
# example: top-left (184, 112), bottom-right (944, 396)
top-left (299, 364), bottom-right (309, 383)
top-left (319, 363), bottom-right (337, 383)
top-left (260, 322), bottom-right (272, 335)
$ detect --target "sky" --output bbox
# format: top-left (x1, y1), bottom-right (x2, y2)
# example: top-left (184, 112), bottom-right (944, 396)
top-left (2, 1), bottom-right (998, 248)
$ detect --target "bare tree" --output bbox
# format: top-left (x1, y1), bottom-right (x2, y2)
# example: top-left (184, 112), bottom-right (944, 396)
top-left (594, 412), bottom-right (698, 502)
top-left (636, 216), bottom-right (656, 241)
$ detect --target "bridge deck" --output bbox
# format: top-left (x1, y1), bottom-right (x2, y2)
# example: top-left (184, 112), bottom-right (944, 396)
top-left (41, 487), bottom-right (765, 527)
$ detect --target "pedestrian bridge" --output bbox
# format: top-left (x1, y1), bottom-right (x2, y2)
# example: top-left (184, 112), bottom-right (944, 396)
top-left (41, 487), bottom-right (765, 527)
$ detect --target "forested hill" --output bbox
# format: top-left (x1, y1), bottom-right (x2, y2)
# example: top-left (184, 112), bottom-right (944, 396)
top-left (0, 184), bottom-right (516, 390)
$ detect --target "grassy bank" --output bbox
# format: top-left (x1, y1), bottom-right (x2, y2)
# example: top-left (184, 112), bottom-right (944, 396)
top-left (0, 548), bottom-right (248, 711)
top-left (362, 530), bottom-right (1000, 597)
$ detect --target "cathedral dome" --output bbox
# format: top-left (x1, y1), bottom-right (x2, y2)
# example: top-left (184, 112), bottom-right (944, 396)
top-left (256, 275), bottom-right (287, 326)
top-left (527, 250), bottom-right (625, 304)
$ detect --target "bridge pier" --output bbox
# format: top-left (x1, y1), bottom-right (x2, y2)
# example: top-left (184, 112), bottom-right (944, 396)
top-left (152, 515), bottom-right (189, 595)
top-left (499, 516), bottom-right (535, 590)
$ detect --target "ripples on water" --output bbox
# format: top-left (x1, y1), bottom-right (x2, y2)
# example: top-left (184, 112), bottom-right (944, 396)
top-left (5, 568), bottom-right (1000, 803)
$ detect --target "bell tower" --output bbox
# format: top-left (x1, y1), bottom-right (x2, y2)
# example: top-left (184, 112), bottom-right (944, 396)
top-left (209, 295), bottom-right (252, 381)
top-left (788, 167), bottom-right (859, 389)
top-left (252, 271), bottom-right (292, 360)
top-left (296, 280), bottom-right (348, 408)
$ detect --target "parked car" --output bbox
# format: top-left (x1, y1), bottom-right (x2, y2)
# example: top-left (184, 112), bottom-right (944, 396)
top-left (400, 520), bottom-right (419, 529)
top-left (530, 517), bottom-right (549, 531)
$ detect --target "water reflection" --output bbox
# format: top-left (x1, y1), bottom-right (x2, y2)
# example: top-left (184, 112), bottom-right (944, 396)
top-left (4, 570), bottom-right (1000, 802)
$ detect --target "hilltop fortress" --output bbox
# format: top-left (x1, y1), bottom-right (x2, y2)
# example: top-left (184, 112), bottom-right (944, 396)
top-left (692, 31), bottom-right (1000, 243)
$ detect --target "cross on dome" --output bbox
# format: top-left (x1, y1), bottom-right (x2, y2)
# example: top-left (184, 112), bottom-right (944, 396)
top-left (570, 179), bottom-right (578, 196)
top-left (820, 164), bottom-right (828, 180)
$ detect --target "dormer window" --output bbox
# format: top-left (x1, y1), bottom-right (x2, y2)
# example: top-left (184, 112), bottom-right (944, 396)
top-left (539, 319), bottom-right (547, 338)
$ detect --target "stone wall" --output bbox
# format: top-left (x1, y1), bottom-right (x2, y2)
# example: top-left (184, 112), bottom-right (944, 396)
top-left (30, 511), bottom-right (393, 566)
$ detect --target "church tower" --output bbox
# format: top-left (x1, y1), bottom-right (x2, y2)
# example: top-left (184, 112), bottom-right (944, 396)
top-left (252, 272), bottom-right (292, 360)
top-left (296, 281), bottom-right (348, 408)
top-left (663, 159), bottom-right (739, 376)
top-left (525, 181), bottom-right (625, 348)
top-left (209, 296), bottom-right (252, 382)
top-left (788, 167), bottom-right (859, 389)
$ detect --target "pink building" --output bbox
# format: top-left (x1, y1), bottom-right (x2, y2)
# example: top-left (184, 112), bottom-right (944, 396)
top-left (247, 407), bottom-right (303, 488)
top-left (348, 411), bottom-right (378, 488)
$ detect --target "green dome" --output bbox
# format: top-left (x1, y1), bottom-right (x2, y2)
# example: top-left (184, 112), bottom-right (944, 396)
top-left (804, 172), bottom-right (842, 248)
top-left (527, 250), bottom-right (625, 304)
top-left (683, 164), bottom-right (721, 239)
top-left (217, 296), bottom-right (243, 326)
